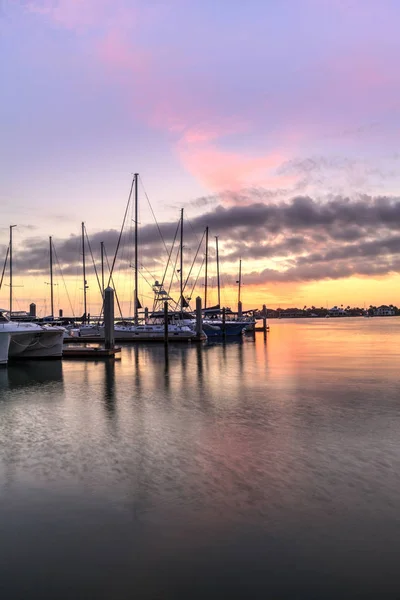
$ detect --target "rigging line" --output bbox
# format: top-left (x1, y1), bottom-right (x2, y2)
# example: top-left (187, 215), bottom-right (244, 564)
top-left (0, 245), bottom-right (9, 291)
top-left (185, 214), bottom-right (201, 246)
top-left (167, 244), bottom-right (181, 299)
top-left (138, 270), bottom-right (153, 292)
top-left (107, 175), bottom-right (135, 288)
top-left (189, 256), bottom-right (205, 300)
top-left (52, 243), bottom-right (75, 317)
top-left (183, 229), bottom-right (205, 293)
top-left (161, 218), bottom-right (180, 287)
top-left (139, 174), bottom-right (169, 256)
top-left (84, 227), bottom-right (103, 297)
top-left (139, 262), bottom-right (158, 287)
top-left (103, 246), bottom-right (124, 319)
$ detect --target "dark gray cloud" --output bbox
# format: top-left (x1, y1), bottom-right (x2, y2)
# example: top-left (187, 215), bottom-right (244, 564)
top-left (7, 193), bottom-right (400, 285)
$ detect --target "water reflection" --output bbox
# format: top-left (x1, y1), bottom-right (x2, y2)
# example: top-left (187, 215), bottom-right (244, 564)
top-left (0, 360), bottom-right (64, 393)
top-left (0, 321), bottom-right (400, 598)
top-left (103, 359), bottom-right (116, 416)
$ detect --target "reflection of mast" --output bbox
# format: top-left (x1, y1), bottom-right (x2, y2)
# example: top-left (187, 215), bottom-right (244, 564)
top-left (215, 235), bottom-right (220, 308)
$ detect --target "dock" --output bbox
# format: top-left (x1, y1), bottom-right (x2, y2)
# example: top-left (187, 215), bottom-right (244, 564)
top-left (63, 345), bottom-right (121, 359)
top-left (63, 335), bottom-right (205, 343)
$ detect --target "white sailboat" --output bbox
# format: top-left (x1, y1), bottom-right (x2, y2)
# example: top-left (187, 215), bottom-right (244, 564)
top-left (0, 228), bottom-right (64, 362)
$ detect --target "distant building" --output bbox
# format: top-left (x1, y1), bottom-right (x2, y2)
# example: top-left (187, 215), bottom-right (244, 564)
top-left (374, 305), bottom-right (395, 316)
top-left (328, 306), bottom-right (347, 317)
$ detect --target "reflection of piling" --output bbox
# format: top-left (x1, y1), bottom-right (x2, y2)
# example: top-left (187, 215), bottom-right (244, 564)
top-left (196, 296), bottom-right (202, 338)
top-left (222, 307), bottom-right (226, 339)
top-left (164, 301), bottom-right (169, 346)
top-left (238, 301), bottom-right (243, 319)
top-left (104, 287), bottom-right (115, 350)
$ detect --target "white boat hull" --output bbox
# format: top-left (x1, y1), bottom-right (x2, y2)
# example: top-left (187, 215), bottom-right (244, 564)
top-left (9, 329), bottom-right (64, 359)
top-left (8, 331), bottom-right (37, 357)
top-left (0, 331), bottom-right (11, 365)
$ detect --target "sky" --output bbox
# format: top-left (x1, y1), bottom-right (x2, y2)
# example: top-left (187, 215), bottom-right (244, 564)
top-left (1, 0), bottom-right (400, 316)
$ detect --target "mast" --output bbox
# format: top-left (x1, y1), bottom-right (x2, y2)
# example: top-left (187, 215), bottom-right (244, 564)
top-left (0, 246), bottom-right (9, 291)
top-left (82, 222), bottom-right (87, 321)
top-left (9, 225), bottom-right (16, 315)
top-left (180, 208), bottom-right (184, 314)
top-left (100, 241), bottom-right (105, 297)
top-left (204, 226), bottom-right (209, 309)
top-left (238, 259), bottom-right (242, 305)
top-left (49, 236), bottom-right (54, 318)
top-left (134, 173), bottom-right (139, 324)
top-left (215, 235), bottom-right (220, 308)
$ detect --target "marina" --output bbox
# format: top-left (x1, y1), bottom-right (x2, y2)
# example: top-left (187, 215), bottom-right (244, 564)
top-left (2, 2), bottom-right (399, 597)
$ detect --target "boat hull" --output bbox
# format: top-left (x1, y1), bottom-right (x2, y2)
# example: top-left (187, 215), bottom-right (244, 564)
top-left (9, 330), bottom-right (64, 359)
top-left (203, 322), bottom-right (248, 337)
top-left (0, 331), bottom-right (11, 365)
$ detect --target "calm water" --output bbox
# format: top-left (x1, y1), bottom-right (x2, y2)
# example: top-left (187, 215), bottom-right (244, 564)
top-left (1, 318), bottom-right (400, 599)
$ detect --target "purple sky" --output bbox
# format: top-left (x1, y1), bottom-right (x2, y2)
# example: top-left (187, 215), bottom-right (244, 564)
top-left (1, 0), bottom-right (400, 311)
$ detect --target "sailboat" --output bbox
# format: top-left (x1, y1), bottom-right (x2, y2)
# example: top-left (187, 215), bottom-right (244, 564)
top-left (70, 177), bottom-right (205, 342)
top-left (0, 227), bottom-right (64, 362)
top-left (197, 240), bottom-right (254, 337)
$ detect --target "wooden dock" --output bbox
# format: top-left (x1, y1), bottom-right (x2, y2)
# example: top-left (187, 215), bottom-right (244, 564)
top-left (63, 335), bottom-right (206, 344)
top-left (63, 345), bottom-right (121, 359)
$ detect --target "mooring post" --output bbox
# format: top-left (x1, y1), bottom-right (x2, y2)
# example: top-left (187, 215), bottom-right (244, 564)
top-left (238, 301), bottom-right (243, 319)
top-left (262, 304), bottom-right (267, 334)
top-left (144, 307), bottom-right (149, 324)
top-left (164, 301), bottom-right (169, 346)
top-left (196, 296), bottom-right (202, 338)
top-left (104, 287), bottom-right (115, 350)
top-left (222, 307), bottom-right (226, 339)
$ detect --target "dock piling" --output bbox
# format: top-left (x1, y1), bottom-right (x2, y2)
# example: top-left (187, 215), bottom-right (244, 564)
top-left (164, 301), bottom-right (169, 346)
top-left (222, 307), bottom-right (226, 339)
top-left (238, 301), bottom-right (243, 319)
top-left (196, 296), bottom-right (202, 338)
top-left (262, 304), bottom-right (267, 335)
top-left (104, 287), bottom-right (115, 350)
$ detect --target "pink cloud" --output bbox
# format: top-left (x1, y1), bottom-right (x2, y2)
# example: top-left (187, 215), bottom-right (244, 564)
top-left (97, 29), bottom-right (149, 74)
top-left (177, 142), bottom-right (296, 193)
top-left (26, 0), bottom-right (112, 31)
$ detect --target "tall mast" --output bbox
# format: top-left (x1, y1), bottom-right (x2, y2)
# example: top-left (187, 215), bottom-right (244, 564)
top-left (215, 235), bottom-right (220, 308)
top-left (0, 246), bottom-right (9, 291)
top-left (82, 221), bottom-right (87, 321)
top-left (204, 226), bottom-right (209, 309)
top-left (100, 241), bottom-right (105, 297)
top-left (180, 208), bottom-right (184, 314)
top-left (238, 259), bottom-right (242, 305)
top-left (9, 225), bottom-right (16, 315)
top-left (134, 173), bottom-right (139, 324)
top-left (49, 236), bottom-right (54, 318)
